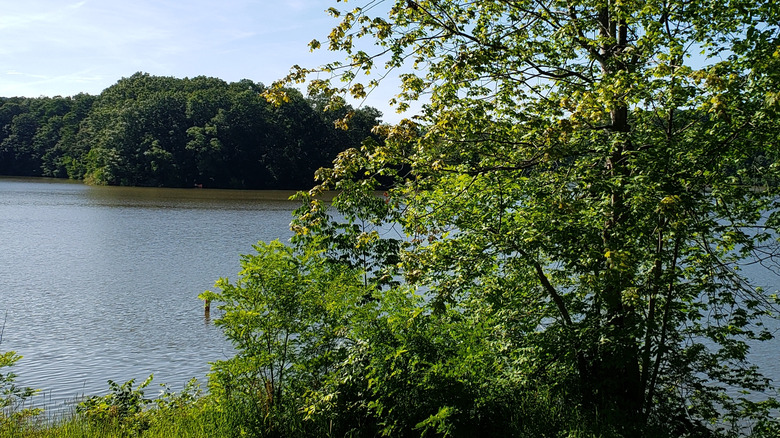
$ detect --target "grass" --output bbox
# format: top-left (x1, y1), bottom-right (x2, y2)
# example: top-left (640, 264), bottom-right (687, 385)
top-left (0, 375), bottom-right (247, 438)
top-left (0, 401), bottom-right (239, 438)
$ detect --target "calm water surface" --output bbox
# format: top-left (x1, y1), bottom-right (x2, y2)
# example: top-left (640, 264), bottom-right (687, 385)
top-left (1, 177), bottom-right (779, 412)
top-left (0, 177), bottom-right (299, 409)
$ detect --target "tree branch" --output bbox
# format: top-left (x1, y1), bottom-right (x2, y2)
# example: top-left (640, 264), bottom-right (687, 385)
top-left (645, 231), bottom-right (681, 417)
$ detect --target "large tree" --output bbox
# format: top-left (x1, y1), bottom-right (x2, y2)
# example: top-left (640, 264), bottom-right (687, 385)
top-left (271, 0), bottom-right (780, 435)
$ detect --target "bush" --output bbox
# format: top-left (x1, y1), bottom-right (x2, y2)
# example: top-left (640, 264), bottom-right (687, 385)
top-left (200, 240), bottom-right (370, 436)
top-left (76, 375), bottom-right (154, 434)
top-left (0, 351), bottom-right (41, 430)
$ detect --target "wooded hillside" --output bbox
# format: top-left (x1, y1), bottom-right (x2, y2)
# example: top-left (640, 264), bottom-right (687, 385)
top-left (0, 72), bottom-right (381, 189)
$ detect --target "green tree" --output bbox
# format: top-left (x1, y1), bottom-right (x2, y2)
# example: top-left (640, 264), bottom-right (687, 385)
top-left (200, 240), bottom-right (370, 436)
top-left (1, 317), bottom-right (40, 429)
top-left (0, 111), bottom-right (40, 175)
top-left (275, 0), bottom-right (780, 435)
top-left (0, 73), bottom-right (381, 189)
top-left (0, 352), bottom-right (39, 426)
top-left (0, 95), bottom-right (95, 178)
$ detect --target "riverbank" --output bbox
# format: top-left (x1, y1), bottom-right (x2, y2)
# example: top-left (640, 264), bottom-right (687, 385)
top-left (0, 400), bottom-right (231, 438)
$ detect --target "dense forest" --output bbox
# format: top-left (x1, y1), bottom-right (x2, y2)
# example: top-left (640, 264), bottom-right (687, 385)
top-left (0, 72), bottom-right (382, 189)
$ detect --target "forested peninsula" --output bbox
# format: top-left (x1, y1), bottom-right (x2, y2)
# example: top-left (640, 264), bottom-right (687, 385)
top-left (0, 72), bottom-right (381, 189)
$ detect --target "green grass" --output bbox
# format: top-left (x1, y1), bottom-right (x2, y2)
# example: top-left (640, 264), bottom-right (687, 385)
top-left (0, 401), bottom-right (239, 438)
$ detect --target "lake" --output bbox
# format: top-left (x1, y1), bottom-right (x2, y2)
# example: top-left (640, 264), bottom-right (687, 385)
top-left (1, 177), bottom-right (778, 414)
top-left (0, 177), bottom-right (299, 410)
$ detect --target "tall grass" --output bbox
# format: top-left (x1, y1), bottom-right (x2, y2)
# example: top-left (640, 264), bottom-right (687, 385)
top-left (0, 400), bottom-right (239, 438)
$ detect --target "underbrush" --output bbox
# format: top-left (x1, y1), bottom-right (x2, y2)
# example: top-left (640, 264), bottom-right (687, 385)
top-left (2, 380), bottom-right (778, 437)
top-left (0, 372), bottom-right (620, 438)
top-left (0, 404), bottom-right (236, 438)
top-left (0, 376), bottom-right (241, 438)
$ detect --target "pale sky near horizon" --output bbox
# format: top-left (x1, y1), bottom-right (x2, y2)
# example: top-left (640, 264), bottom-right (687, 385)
top-left (0, 0), bottom-right (415, 123)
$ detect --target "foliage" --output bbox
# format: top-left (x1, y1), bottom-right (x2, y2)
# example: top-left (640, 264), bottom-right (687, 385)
top-left (259, 0), bottom-right (780, 436)
top-left (0, 351), bottom-right (41, 429)
top-left (7, 0), bottom-right (777, 435)
top-left (0, 94), bottom-right (95, 179)
top-left (76, 375), bottom-right (155, 434)
top-left (0, 73), bottom-right (383, 189)
top-left (200, 240), bottom-right (371, 436)
top-left (74, 376), bottom-right (209, 437)
top-left (0, 380), bottom-right (234, 438)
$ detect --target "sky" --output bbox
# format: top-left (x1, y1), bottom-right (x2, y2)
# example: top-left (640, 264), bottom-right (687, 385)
top-left (0, 0), bottom-right (415, 123)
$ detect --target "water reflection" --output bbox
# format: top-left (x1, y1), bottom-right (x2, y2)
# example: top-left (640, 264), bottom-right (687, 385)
top-left (85, 185), bottom-right (299, 211)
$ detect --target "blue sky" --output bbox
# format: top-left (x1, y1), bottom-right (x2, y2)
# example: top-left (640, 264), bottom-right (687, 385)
top-left (0, 0), bottom-right (414, 122)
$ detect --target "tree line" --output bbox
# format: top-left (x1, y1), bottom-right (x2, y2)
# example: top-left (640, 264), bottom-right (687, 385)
top-left (0, 72), bottom-right (382, 189)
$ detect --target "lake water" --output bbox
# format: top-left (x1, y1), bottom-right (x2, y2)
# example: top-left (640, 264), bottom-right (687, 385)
top-left (1, 177), bottom-right (778, 415)
top-left (0, 177), bottom-right (299, 410)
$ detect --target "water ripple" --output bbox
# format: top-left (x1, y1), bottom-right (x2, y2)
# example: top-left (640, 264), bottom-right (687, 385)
top-left (0, 178), bottom-right (292, 413)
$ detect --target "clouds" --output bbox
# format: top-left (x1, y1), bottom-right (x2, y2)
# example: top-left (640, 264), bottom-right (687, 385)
top-left (0, 1), bottom-right (162, 94)
top-left (0, 0), bottom-right (417, 122)
top-left (0, 0), bottom-right (332, 95)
